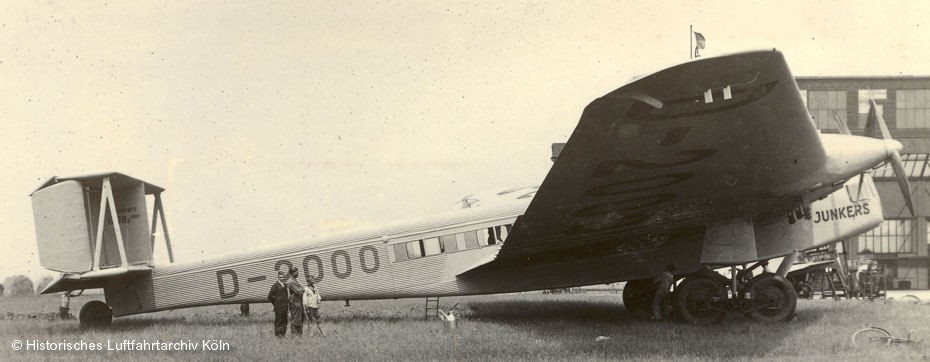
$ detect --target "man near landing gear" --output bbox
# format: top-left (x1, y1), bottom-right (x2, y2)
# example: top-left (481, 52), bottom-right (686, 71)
top-left (59, 292), bottom-right (72, 319)
top-left (652, 264), bottom-right (675, 321)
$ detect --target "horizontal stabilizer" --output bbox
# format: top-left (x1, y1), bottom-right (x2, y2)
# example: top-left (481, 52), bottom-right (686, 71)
top-left (40, 265), bottom-right (152, 294)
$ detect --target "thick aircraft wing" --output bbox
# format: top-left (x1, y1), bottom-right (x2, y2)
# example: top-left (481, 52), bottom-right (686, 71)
top-left (491, 50), bottom-right (823, 266)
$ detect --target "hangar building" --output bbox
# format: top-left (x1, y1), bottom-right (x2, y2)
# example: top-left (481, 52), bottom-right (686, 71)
top-left (797, 76), bottom-right (930, 290)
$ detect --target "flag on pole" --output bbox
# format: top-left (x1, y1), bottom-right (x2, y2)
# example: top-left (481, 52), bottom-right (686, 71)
top-left (694, 32), bottom-right (706, 49)
top-left (694, 31), bottom-right (706, 58)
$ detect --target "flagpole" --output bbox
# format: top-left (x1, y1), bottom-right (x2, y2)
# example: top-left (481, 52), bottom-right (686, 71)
top-left (689, 25), bottom-right (693, 59)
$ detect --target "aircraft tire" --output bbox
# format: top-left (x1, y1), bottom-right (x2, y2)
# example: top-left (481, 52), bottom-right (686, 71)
top-left (672, 277), bottom-right (726, 324)
top-left (79, 300), bottom-right (112, 328)
top-left (622, 279), bottom-right (654, 312)
top-left (746, 275), bottom-right (796, 323)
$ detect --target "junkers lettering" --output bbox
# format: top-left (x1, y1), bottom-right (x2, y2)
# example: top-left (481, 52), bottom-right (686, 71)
top-left (215, 247), bottom-right (381, 299)
top-left (812, 203), bottom-right (870, 223)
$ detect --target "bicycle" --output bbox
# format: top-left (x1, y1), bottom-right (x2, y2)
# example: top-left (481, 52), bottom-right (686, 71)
top-left (851, 326), bottom-right (916, 347)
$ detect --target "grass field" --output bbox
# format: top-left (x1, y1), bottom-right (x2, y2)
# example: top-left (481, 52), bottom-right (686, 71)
top-left (1, 292), bottom-right (927, 361)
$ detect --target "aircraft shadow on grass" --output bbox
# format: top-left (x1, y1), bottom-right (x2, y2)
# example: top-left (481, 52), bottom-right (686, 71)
top-left (462, 299), bottom-right (824, 358)
top-left (48, 298), bottom-right (824, 358)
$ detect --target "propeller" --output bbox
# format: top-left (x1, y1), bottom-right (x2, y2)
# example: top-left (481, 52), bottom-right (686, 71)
top-left (832, 111), bottom-right (852, 135)
top-left (863, 99), bottom-right (915, 216)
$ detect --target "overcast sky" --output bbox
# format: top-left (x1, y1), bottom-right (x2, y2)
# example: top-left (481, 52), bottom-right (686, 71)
top-left (2, 1), bottom-right (930, 283)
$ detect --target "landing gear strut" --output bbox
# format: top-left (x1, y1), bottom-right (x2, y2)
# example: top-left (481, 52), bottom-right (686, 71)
top-left (672, 258), bottom-right (797, 324)
top-left (79, 300), bottom-right (112, 328)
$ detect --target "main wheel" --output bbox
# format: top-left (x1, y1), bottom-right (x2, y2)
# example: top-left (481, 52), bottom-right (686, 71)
top-left (79, 300), bottom-right (113, 328)
top-left (672, 277), bottom-right (726, 324)
top-left (622, 279), bottom-right (654, 312)
top-left (746, 275), bottom-right (797, 322)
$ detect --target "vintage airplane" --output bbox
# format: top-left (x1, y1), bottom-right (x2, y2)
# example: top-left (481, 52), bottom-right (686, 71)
top-left (31, 50), bottom-right (913, 327)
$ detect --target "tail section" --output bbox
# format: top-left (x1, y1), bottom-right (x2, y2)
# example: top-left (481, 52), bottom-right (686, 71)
top-left (30, 173), bottom-right (172, 302)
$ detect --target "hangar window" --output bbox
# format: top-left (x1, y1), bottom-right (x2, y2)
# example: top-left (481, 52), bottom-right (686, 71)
top-left (857, 89), bottom-right (887, 128)
top-left (808, 90), bottom-right (847, 130)
top-left (859, 219), bottom-right (914, 254)
top-left (896, 89), bottom-right (930, 129)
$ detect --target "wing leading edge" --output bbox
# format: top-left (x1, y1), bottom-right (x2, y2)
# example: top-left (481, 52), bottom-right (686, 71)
top-left (480, 50), bottom-right (824, 269)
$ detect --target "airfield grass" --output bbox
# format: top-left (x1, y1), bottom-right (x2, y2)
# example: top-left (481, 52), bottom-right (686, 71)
top-left (1, 292), bottom-right (928, 361)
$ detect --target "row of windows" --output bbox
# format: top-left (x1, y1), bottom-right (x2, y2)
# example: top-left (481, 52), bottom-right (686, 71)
top-left (859, 219), bottom-right (914, 254)
top-left (392, 224), bottom-right (513, 262)
top-left (801, 89), bottom-right (930, 130)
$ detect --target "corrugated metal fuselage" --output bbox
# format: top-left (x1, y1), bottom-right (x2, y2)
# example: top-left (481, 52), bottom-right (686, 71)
top-left (105, 199), bottom-right (681, 317)
top-left (103, 176), bottom-right (883, 317)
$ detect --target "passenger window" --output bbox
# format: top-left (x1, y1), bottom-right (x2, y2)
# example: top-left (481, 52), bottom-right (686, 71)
top-left (492, 226), bottom-right (508, 244)
top-left (463, 231), bottom-right (479, 249)
top-left (478, 228), bottom-right (491, 246)
top-left (440, 235), bottom-right (458, 253)
top-left (423, 237), bottom-right (442, 256)
top-left (406, 240), bottom-right (423, 259)
top-left (455, 233), bottom-right (467, 251)
top-left (488, 227), bottom-right (499, 245)
top-left (500, 224), bottom-right (512, 243)
top-left (392, 243), bottom-right (409, 262)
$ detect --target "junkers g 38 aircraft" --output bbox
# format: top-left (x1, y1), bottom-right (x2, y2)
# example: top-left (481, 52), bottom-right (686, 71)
top-left (31, 50), bottom-right (913, 327)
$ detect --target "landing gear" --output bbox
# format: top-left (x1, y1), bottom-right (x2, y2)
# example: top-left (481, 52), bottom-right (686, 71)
top-left (622, 279), bottom-right (655, 312)
top-left (672, 277), bottom-right (726, 324)
top-left (672, 259), bottom-right (798, 324)
top-left (745, 275), bottom-right (796, 322)
top-left (79, 300), bottom-right (112, 328)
